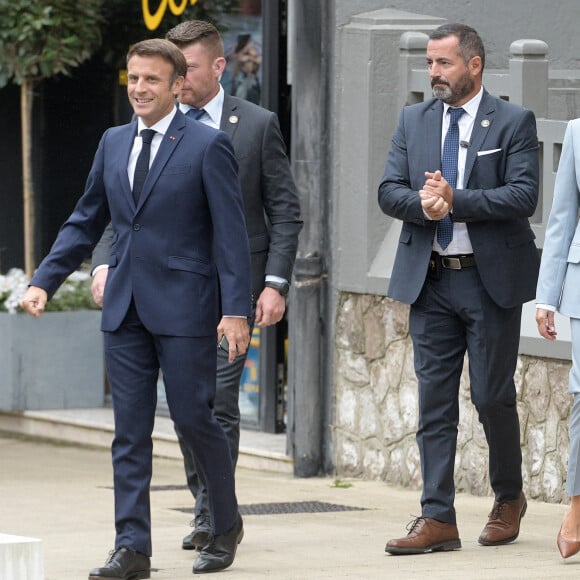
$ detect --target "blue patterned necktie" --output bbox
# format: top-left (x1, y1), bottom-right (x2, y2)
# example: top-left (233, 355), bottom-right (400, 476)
top-left (132, 129), bottom-right (156, 205)
top-left (187, 108), bottom-right (206, 120)
top-left (437, 107), bottom-right (465, 249)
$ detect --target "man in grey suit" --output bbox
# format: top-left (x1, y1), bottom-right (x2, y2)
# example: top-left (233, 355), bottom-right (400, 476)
top-left (92, 20), bottom-right (302, 551)
top-left (379, 24), bottom-right (539, 555)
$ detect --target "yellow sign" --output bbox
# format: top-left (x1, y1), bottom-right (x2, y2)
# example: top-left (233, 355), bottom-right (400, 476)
top-left (142, 0), bottom-right (199, 31)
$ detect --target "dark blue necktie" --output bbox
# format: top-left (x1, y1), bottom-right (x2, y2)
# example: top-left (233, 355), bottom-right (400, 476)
top-left (437, 107), bottom-right (465, 249)
top-left (132, 129), bottom-right (156, 205)
top-left (187, 108), bottom-right (206, 120)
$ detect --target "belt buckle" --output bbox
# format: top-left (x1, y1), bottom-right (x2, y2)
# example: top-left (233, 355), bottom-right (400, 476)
top-left (441, 256), bottom-right (462, 270)
top-left (428, 254), bottom-right (442, 280)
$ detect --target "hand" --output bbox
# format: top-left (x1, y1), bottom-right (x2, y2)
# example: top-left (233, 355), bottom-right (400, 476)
top-left (20, 286), bottom-right (48, 317)
top-left (420, 190), bottom-right (450, 220)
top-left (217, 317), bottom-right (250, 363)
top-left (91, 267), bottom-right (108, 308)
top-left (536, 308), bottom-right (557, 340)
top-left (423, 170), bottom-right (454, 206)
top-left (254, 286), bottom-right (286, 327)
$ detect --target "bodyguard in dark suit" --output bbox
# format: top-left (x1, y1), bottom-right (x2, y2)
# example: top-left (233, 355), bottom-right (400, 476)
top-left (379, 24), bottom-right (539, 555)
top-left (91, 21), bottom-right (302, 552)
top-left (20, 39), bottom-right (250, 577)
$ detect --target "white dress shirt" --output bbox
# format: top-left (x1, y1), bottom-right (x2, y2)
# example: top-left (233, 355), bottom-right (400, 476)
top-left (433, 87), bottom-right (484, 255)
top-left (179, 85), bottom-right (224, 129)
top-left (128, 108), bottom-right (178, 187)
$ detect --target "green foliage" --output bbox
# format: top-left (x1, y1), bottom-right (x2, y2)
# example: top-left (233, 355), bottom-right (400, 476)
top-left (0, 0), bottom-right (103, 87)
top-left (0, 0), bottom-right (239, 90)
top-left (331, 478), bottom-right (353, 489)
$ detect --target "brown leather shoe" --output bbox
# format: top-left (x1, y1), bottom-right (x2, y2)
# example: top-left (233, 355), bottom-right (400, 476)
top-left (385, 517), bottom-right (461, 555)
top-left (478, 492), bottom-right (527, 546)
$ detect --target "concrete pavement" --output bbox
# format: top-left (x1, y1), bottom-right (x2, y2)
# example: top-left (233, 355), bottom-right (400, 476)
top-left (2, 432), bottom-right (580, 579)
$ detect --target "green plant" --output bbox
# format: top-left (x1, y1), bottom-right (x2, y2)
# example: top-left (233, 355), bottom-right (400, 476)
top-left (331, 478), bottom-right (353, 489)
top-left (0, 0), bottom-right (104, 278)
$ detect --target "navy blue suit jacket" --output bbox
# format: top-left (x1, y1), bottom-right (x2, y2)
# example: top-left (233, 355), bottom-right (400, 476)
top-left (32, 110), bottom-right (252, 336)
top-left (379, 90), bottom-right (540, 309)
top-left (93, 95), bottom-right (302, 303)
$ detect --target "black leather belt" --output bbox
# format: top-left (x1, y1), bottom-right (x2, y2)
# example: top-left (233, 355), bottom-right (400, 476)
top-left (430, 252), bottom-right (476, 271)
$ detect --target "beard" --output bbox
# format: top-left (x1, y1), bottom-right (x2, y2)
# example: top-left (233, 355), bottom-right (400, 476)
top-left (431, 71), bottom-right (475, 105)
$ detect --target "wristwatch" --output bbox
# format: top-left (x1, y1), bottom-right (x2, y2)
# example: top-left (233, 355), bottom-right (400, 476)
top-left (265, 280), bottom-right (290, 297)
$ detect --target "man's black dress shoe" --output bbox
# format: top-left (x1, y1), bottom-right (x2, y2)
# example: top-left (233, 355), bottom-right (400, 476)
top-left (193, 514), bottom-right (244, 574)
top-left (88, 547), bottom-right (151, 580)
top-left (183, 516), bottom-right (211, 551)
top-left (183, 527), bottom-right (211, 551)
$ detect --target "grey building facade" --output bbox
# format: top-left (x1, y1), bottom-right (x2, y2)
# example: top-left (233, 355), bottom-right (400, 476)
top-left (287, 0), bottom-right (580, 503)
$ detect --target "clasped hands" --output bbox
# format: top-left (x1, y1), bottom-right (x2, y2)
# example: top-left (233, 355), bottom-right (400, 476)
top-left (420, 170), bottom-right (453, 220)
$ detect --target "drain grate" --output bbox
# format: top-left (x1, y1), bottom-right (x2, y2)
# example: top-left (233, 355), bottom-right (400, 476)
top-left (142, 486), bottom-right (368, 515)
top-left (240, 501), bottom-right (368, 515)
top-left (174, 501), bottom-right (367, 516)
top-left (99, 484), bottom-right (190, 491)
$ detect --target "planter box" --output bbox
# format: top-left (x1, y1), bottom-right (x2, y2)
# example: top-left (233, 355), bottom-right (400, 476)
top-left (0, 311), bottom-right (104, 411)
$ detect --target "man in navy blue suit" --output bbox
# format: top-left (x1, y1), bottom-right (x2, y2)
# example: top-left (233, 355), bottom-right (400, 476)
top-left (91, 20), bottom-right (303, 553)
top-left (20, 38), bottom-right (251, 578)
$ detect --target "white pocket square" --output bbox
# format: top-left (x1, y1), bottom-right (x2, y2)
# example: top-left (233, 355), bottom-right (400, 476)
top-left (477, 148), bottom-right (502, 156)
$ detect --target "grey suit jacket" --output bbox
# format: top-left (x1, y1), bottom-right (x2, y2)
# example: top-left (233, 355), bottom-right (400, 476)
top-left (93, 94), bottom-right (302, 302)
top-left (219, 94), bottom-right (302, 297)
top-left (536, 118), bottom-right (580, 318)
top-left (378, 90), bottom-right (540, 309)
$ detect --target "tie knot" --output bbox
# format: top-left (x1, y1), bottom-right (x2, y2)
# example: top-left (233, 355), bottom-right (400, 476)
top-left (140, 129), bottom-right (156, 145)
top-left (187, 108), bottom-right (206, 120)
top-left (448, 107), bottom-right (465, 124)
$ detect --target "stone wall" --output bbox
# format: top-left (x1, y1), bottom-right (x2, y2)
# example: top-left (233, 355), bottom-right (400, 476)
top-left (334, 292), bottom-right (573, 504)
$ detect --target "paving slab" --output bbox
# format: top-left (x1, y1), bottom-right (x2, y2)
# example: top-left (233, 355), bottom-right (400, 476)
top-left (1, 433), bottom-right (580, 579)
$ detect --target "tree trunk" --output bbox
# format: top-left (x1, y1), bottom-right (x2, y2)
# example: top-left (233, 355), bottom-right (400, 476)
top-left (21, 78), bottom-right (35, 279)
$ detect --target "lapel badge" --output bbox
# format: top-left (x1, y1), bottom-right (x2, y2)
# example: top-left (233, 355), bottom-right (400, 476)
top-left (169, 135), bottom-right (176, 140)
top-left (481, 119), bottom-right (490, 127)
top-left (228, 115), bottom-right (239, 125)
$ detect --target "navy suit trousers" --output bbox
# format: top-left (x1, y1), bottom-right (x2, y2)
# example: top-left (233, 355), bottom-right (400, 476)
top-left (409, 266), bottom-right (523, 524)
top-left (177, 344), bottom-right (248, 523)
top-left (104, 302), bottom-right (237, 555)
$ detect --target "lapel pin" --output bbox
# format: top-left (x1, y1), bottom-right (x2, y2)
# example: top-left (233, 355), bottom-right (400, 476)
top-left (481, 119), bottom-right (490, 127)
top-left (229, 115), bottom-right (239, 124)
top-left (169, 135), bottom-right (176, 140)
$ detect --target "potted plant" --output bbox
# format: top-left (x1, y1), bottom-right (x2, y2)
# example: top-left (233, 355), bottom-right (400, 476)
top-left (0, 268), bottom-right (104, 411)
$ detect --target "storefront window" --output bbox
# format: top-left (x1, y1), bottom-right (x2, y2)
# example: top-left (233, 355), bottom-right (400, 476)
top-left (220, 2), bottom-right (263, 105)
